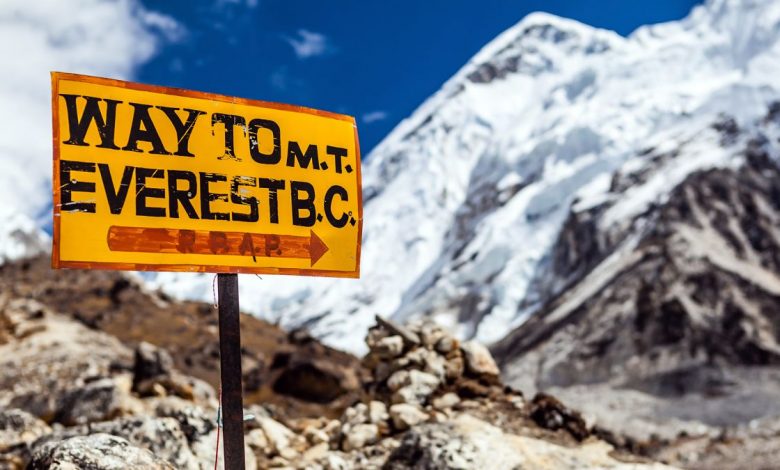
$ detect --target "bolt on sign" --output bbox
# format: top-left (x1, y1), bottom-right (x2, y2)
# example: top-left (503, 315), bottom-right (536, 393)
top-left (51, 72), bottom-right (362, 277)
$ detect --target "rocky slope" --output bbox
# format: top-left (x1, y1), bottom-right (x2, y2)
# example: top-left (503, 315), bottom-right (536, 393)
top-left (493, 107), bottom-right (780, 468)
top-left (0, 255), bottom-right (364, 419)
top-left (0, 269), bottom-right (674, 469)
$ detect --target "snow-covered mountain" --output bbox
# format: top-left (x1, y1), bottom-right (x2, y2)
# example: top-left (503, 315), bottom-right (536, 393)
top-left (148, 0), bottom-right (780, 353)
top-left (5, 0), bottom-right (780, 355)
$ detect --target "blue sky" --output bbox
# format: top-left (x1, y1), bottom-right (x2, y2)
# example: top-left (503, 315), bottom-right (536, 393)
top-left (138, 0), bottom-right (702, 155)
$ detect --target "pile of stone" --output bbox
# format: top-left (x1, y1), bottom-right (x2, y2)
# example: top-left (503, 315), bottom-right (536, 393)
top-left (234, 315), bottom-right (529, 468)
top-left (231, 314), bottom-right (511, 468)
top-left (356, 315), bottom-right (505, 433)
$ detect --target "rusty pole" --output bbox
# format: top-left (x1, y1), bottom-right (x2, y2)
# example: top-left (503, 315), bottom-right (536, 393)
top-left (217, 273), bottom-right (245, 469)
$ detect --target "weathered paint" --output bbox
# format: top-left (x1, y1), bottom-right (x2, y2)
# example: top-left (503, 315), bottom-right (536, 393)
top-left (51, 72), bottom-right (362, 277)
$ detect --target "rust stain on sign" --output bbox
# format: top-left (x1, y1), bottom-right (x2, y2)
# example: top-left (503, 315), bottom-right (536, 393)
top-left (107, 226), bottom-right (329, 266)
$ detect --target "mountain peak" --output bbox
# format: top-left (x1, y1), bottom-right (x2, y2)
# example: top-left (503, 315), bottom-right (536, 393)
top-left (463, 11), bottom-right (622, 84)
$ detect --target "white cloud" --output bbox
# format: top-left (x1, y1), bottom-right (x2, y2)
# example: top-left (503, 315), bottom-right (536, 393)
top-left (363, 110), bottom-right (388, 123)
top-left (285, 29), bottom-right (331, 59)
top-left (0, 0), bottom-right (180, 259)
top-left (141, 10), bottom-right (186, 42)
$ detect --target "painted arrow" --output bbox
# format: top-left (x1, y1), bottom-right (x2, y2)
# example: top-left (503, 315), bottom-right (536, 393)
top-left (107, 225), bottom-right (329, 266)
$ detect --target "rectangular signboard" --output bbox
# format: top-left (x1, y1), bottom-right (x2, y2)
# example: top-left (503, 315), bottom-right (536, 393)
top-left (51, 72), bottom-right (362, 277)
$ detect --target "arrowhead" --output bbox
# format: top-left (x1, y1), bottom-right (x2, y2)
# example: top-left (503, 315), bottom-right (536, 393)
top-left (309, 230), bottom-right (329, 266)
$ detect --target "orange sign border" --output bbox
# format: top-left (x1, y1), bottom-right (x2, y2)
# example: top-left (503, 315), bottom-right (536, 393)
top-left (51, 71), bottom-right (363, 278)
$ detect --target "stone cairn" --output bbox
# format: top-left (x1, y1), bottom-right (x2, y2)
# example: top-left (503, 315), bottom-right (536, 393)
top-left (308, 315), bottom-right (516, 455)
top-left (244, 314), bottom-right (521, 468)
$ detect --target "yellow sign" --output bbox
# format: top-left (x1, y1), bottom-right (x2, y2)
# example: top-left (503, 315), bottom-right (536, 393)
top-left (51, 72), bottom-right (362, 278)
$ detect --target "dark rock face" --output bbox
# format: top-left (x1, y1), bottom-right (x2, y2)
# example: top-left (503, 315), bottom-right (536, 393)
top-left (28, 433), bottom-right (174, 470)
top-left (496, 150), bottom-right (780, 392)
top-left (529, 393), bottom-right (588, 441)
top-left (273, 360), bottom-right (350, 403)
top-left (55, 378), bottom-right (126, 426)
top-left (133, 341), bottom-right (174, 387)
top-left (492, 109), bottom-right (780, 466)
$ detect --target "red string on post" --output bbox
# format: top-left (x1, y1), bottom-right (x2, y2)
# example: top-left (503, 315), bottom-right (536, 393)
top-left (213, 387), bottom-right (222, 470)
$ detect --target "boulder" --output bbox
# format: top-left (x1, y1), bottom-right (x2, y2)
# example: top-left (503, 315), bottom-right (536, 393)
top-left (389, 404), bottom-right (428, 431)
top-left (368, 400), bottom-right (389, 425)
top-left (403, 348), bottom-right (447, 381)
top-left (55, 378), bottom-right (135, 426)
top-left (372, 361), bottom-right (393, 383)
top-left (29, 433), bottom-right (174, 469)
top-left (444, 356), bottom-right (465, 381)
top-left (79, 416), bottom-right (199, 469)
top-left (530, 393), bottom-right (589, 441)
top-left (419, 322), bottom-right (447, 350)
top-left (375, 315), bottom-right (420, 346)
top-left (342, 423), bottom-right (379, 451)
top-left (435, 336), bottom-right (458, 355)
top-left (246, 427), bottom-right (270, 454)
top-left (383, 420), bottom-right (476, 469)
top-left (432, 393), bottom-right (460, 411)
top-left (460, 341), bottom-right (500, 377)
top-left (0, 311), bottom-right (134, 423)
top-left (387, 370), bottom-right (410, 392)
top-left (0, 408), bottom-right (51, 468)
top-left (273, 359), bottom-right (356, 404)
top-left (388, 370), bottom-right (440, 405)
top-left (137, 372), bottom-right (216, 404)
top-left (0, 408), bottom-right (51, 451)
top-left (132, 341), bottom-right (174, 389)
top-left (323, 453), bottom-right (350, 470)
top-left (366, 325), bottom-right (390, 350)
top-left (257, 416), bottom-right (296, 457)
top-left (342, 402), bottom-right (368, 426)
top-left (152, 396), bottom-right (215, 443)
top-left (374, 335), bottom-right (404, 359)
top-left (303, 425), bottom-right (330, 445)
top-left (323, 419), bottom-right (342, 440)
top-left (31, 415), bottom-right (200, 469)
top-left (302, 442), bottom-right (330, 462)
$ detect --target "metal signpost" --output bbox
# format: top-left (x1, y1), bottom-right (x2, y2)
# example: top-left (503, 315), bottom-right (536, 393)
top-left (218, 273), bottom-right (244, 468)
top-left (50, 72), bottom-right (362, 469)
